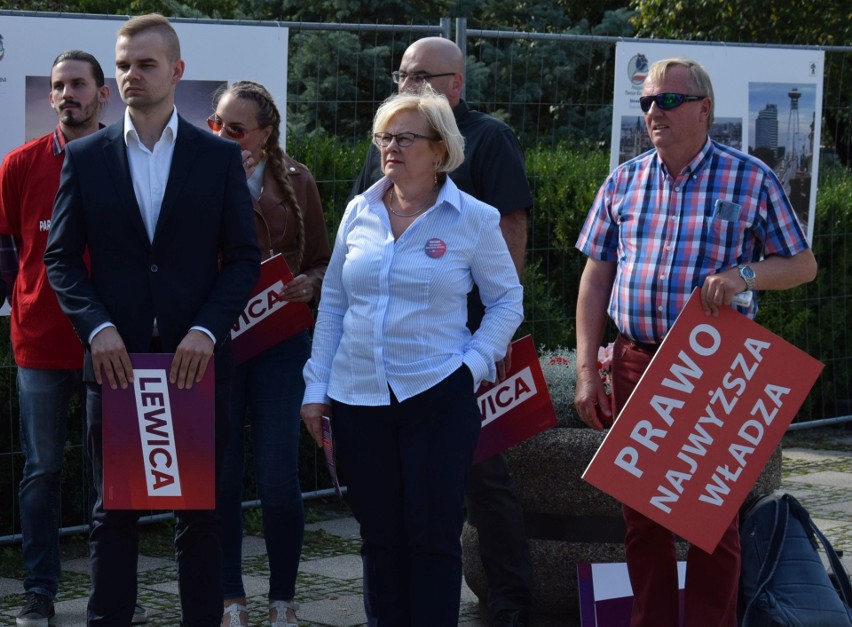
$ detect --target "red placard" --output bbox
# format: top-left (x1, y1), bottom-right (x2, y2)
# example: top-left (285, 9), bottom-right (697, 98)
top-left (583, 290), bottom-right (823, 552)
top-left (473, 335), bottom-right (558, 464)
top-left (102, 353), bottom-right (216, 510)
top-left (321, 415), bottom-right (343, 498)
top-left (230, 254), bottom-right (314, 365)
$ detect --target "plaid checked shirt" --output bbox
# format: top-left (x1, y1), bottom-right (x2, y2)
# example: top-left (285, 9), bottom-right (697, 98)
top-left (576, 138), bottom-right (810, 344)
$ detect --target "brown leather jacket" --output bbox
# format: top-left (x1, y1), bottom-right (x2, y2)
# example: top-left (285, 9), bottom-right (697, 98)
top-left (252, 154), bottom-right (331, 304)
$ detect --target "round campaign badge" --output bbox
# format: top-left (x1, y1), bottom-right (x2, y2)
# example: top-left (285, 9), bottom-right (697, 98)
top-left (425, 238), bottom-right (447, 259)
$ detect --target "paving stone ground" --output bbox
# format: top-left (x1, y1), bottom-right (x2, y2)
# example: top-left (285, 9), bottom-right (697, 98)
top-left (0, 428), bottom-right (849, 626)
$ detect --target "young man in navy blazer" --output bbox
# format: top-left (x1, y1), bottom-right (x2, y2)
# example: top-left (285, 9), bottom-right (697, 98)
top-left (44, 14), bottom-right (260, 626)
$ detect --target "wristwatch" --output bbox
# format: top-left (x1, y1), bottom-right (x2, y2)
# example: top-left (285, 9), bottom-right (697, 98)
top-left (738, 264), bottom-right (756, 291)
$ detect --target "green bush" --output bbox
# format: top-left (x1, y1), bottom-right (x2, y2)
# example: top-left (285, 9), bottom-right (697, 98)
top-left (286, 130), bottom-right (372, 238)
top-left (524, 142), bottom-right (611, 347)
top-left (757, 162), bottom-right (852, 421)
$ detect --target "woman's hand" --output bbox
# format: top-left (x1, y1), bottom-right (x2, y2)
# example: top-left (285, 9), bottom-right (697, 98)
top-left (240, 149), bottom-right (256, 180)
top-left (301, 402), bottom-right (332, 447)
top-left (280, 274), bottom-right (315, 303)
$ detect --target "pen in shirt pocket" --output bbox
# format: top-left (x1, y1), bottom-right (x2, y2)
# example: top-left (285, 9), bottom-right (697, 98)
top-left (714, 199), bottom-right (742, 221)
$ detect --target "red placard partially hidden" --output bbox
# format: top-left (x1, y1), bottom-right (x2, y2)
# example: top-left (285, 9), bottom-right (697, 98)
top-left (583, 290), bottom-right (823, 553)
top-left (473, 335), bottom-right (558, 464)
top-left (102, 353), bottom-right (215, 510)
top-left (230, 254), bottom-right (314, 365)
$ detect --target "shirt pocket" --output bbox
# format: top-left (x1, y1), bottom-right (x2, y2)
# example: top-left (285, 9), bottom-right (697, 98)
top-left (702, 200), bottom-right (746, 267)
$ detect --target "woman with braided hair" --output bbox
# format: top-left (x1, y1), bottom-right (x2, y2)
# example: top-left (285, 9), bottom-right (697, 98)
top-left (209, 80), bottom-right (331, 627)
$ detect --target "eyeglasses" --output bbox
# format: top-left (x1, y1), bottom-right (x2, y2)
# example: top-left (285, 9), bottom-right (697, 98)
top-left (373, 131), bottom-right (441, 148)
top-left (207, 114), bottom-right (258, 140)
top-left (391, 71), bottom-right (455, 85)
top-left (639, 93), bottom-right (706, 113)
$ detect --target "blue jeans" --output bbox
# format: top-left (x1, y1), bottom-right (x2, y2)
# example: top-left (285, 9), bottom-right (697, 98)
top-left (217, 332), bottom-right (309, 601)
top-left (17, 367), bottom-right (83, 599)
top-left (332, 366), bottom-right (482, 626)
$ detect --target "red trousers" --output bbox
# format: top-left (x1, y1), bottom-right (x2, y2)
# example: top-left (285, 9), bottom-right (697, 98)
top-left (612, 334), bottom-right (740, 627)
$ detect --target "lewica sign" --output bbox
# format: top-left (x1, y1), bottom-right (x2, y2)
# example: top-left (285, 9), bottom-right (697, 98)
top-left (133, 370), bottom-right (183, 496)
top-left (102, 353), bottom-right (215, 510)
top-left (472, 335), bottom-right (557, 464)
top-left (230, 254), bottom-right (314, 365)
top-left (583, 290), bottom-right (823, 553)
top-left (479, 366), bottom-right (538, 428)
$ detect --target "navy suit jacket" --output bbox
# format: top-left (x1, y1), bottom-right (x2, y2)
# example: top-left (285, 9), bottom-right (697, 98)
top-left (44, 115), bottom-right (261, 381)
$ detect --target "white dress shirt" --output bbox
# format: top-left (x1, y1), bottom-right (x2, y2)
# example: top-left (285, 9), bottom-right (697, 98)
top-left (303, 176), bottom-right (524, 407)
top-left (124, 107), bottom-right (178, 242)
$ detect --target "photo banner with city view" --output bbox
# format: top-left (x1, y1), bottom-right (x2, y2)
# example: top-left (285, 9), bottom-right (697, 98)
top-left (611, 41), bottom-right (824, 244)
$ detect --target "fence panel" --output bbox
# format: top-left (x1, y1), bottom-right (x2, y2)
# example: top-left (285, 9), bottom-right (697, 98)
top-left (0, 14), bottom-right (849, 541)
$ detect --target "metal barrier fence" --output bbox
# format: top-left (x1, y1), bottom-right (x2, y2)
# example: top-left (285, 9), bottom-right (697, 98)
top-left (0, 14), bottom-right (850, 541)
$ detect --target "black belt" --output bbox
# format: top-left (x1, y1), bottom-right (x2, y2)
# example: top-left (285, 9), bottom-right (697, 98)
top-left (619, 333), bottom-right (660, 354)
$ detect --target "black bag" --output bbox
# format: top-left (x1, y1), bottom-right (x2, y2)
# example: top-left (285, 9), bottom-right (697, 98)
top-left (739, 492), bottom-right (852, 626)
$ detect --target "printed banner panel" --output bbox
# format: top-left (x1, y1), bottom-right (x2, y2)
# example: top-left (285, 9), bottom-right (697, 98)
top-left (473, 335), bottom-right (558, 464)
top-left (0, 14), bottom-right (288, 157)
top-left (583, 290), bottom-right (823, 553)
top-left (102, 353), bottom-right (216, 510)
top-left (612, 41), bottom-right (824, 243)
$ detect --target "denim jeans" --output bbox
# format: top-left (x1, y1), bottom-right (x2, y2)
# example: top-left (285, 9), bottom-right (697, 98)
top-left (17, 367), bottom-right (83, 599)
top-left (217, 332), bottom-right (309, 601)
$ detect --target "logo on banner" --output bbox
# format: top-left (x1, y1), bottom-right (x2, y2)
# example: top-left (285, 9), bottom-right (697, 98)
top-left (479, 366), bottom-right (537, 428)
top-left (134, 370), bottom-right (183, 497)
top-left (627, 54), bottom-right (648, 86)
top-left (232, 280), bottom-right (287, 338)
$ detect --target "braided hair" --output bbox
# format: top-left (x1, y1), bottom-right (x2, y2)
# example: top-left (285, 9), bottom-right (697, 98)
top-left (215, 80), bottom-right (306, 271)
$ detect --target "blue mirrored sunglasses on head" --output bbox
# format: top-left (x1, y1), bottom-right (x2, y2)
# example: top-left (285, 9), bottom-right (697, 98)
top-left (639, 92), bottom-right (705, 112)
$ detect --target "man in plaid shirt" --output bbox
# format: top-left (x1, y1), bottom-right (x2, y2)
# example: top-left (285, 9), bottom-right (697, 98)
top-left (574, 58), bottom-right (816, 627)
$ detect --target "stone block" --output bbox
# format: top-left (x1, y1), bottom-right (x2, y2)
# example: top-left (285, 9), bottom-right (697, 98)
top-left (462, 426), bottom-right (783, 621)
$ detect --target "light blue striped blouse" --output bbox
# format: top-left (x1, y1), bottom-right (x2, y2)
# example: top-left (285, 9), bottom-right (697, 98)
top-left (302, 176), bottom-right (524, 407)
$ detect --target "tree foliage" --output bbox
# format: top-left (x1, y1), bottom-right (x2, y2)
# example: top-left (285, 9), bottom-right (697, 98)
top-left (630, 0), bottom-right (852, 164)
top-left (630, 0), bottom-right (849, 46)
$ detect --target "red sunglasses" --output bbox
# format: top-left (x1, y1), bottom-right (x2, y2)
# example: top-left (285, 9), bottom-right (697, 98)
top-left (207, 114), bottom-right (258, 140)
